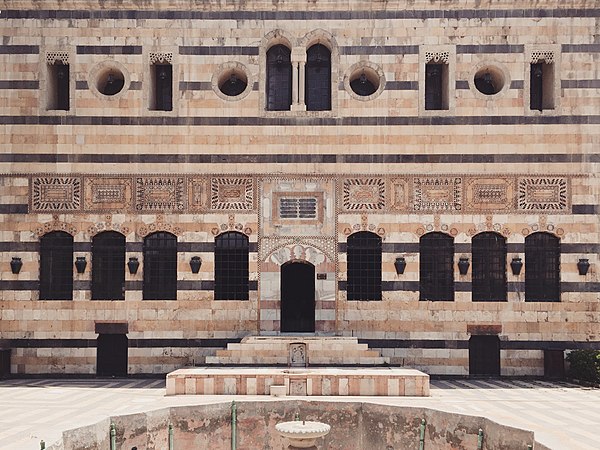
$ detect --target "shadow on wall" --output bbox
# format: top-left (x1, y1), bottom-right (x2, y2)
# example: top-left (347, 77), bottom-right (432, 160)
top-left (48, 400), bottom-right (550, 450)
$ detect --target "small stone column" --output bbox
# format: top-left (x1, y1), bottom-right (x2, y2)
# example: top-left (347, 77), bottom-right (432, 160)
top-left (291, 48), bottom-right (307, 111)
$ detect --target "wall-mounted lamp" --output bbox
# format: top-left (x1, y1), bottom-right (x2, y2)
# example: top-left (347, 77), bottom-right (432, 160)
top-left (510, 256), bottom-right (523, 276)
top-left (458, 257), bottom-right (470, 275)
top-left (127, 257), bottom-right (140, 275)
top-left (75, 256), bottom-right (87, 274)
top-left (577, 258), bottom-right (590, 276)
top-left (10, 257), bottom-right (22, 274)
top-left (394, 256), bottom-right (406, 275)
top-left (190, 256), bottom-right (202, 274)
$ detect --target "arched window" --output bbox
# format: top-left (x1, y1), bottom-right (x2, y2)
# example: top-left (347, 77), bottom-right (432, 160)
top-left (92, 231), bottom-right (125, 300)
top-left (525, 232), bottom-right (560, 302)
top-left (215, 232), bottom-right (249, 300)
top-left (420, 232), bottom-right (454, 301)
top-left (346, 231), bottom-right (382, 301)
top-left (39, 231), bottom-right (73, 300)
top-left (143, 232), bottom-right (177, 300)
top-left (305, 44), bottom-right (331, 111)
top-left (266, 44), bottom-right (292, 111)
top-left (472, 232), bottom-right (507, 302)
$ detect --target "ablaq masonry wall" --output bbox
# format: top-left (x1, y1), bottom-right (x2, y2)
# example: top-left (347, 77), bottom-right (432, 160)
top-left (0, 0), bottom-right (598, 376)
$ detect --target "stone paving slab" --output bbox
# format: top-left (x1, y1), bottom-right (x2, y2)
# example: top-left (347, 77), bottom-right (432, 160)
top-left (0, 378), bottom-right (598, 450)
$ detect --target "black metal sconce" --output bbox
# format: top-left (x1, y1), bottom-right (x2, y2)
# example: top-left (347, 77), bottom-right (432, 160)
top-left (577, 258), bottom-right (590, 276)
top-left (190, 256), bottom-right (202, 274)
top-left (458, 257), bottom-right (470, 275)
top-left (394, 257), bottom-right (406, 275)
top-left (10, 257), bottom-right (22, 274)
top-left (127, 257), bottom-right (140, 275)
top-left (510, 256), bottom-right (523, 276)
top-left (75, 256), bottom-right (87, 274)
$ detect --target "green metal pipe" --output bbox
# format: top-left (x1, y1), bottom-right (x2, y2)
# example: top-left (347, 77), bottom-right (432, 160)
top-left (40, 440), bottom-right (45, 450)
top-left (168, 422), bottom-right (174, 450)
top-left (419, 418), bottom-right (426, 450)
top-left (477, 428), bottom-right (483, 449)
top-left (110, 423), bottom-right (116, 450)
top-left (231, 401), bottom-right (237, 450)
top-left (527, 446), bottom-right (533, 450)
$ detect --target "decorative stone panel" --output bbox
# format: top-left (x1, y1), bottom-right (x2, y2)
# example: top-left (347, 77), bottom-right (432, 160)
top-left (31, 177), bottom-right (81, 211)
top-left (149, 52), bottom-right (173, 64)
top-left (413, 177), bottom-right (462, 212)
top-left (517, 177), bottom-right (568, 212)
top-left (388, 177), bottom-right (410, 212)
top-left (211, 177), bottom-right (254, 211)
top-left (46, 51), bottom-right (69, 65)
top-left (341, 178), bottom-right (385, 212)
top-left (187, 177), bottom-right (210, 212)
top-left (464, 177), bottom-right (515, 212)
top-left (135, 177), bottom-right (185, 212)
top-left (84, 177), bottom-right (133, 212)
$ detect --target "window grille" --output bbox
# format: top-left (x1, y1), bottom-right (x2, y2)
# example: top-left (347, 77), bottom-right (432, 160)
top-left (279, 197), bottom-right (317, 219)
top-left (48, 63), bottom-right (69, 111)
top-left (305, 44), bottom-right (331, 111)
top-left (266, 45), bottom-right (292, 111)
top-left (525, 232), bottom-right (560, 302)
top-left (92, 231), bottom-right (125, 300)
top-left (530, 62), bottom-right (554, 112)
top-left (472, 232), bottom-right (507, 301)
top-left (143, 232), bottom-right (177, 300)
top-left (425, 63), bottom-right (445, 110)
top-left (346, 231), bottom-right (382, 301)
top-left (215, 231), bottom-right (249, 300)
top-left (420, 232), bottom-right (454, 301)
top-left (152, 64), bottom-right (172, 111)
top-left (39, 231), bottom-right (73, 300)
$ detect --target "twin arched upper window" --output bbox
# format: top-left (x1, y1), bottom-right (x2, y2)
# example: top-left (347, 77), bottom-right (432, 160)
top-left (266, 43), bottom-right (331, 112)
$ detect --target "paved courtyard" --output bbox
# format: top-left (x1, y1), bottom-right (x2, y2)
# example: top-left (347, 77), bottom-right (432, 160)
top-left (0, 377), bottom-right (598, 450)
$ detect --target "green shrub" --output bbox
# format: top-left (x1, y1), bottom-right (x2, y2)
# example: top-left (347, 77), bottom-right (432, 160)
top-left (566, 350), bottom-right (600, 383)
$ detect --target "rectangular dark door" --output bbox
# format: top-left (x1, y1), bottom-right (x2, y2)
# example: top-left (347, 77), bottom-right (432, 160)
top-left (544, 349), bottom-right (565, 379)
top-left (97, 334), bottom-right (128, 377)
top-left (469, 335), bottom-right (501, 377)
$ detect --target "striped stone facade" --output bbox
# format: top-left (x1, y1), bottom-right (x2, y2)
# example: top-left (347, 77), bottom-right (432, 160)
top-left (0, 0), bottom-right (598, 376)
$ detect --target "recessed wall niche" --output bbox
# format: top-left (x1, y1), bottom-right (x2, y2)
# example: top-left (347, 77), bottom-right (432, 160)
top-left (88, 60), bottom-right (130, 100)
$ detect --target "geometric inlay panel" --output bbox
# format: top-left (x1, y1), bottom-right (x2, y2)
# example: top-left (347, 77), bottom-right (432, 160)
top-left (464, 177), bottom-right (515, 212)
top-left (388, 177), bottom-right (410, 211)
top-left (342, 178), bottom-right (385, 211)
top-left (413, 177), bottom-right (462, 212)
top-left (31, 177), bottom-right (81, 211)
top-left (83, 177), bottom-right (133, 212)
top-left (210, 177), bottom-right (254, 210)
top-left (517, 177), bottom-right (568, 211)
top-left (135, 177), bottom-right (185, 212)
top-left (187, 177), bottom-right (209, 212)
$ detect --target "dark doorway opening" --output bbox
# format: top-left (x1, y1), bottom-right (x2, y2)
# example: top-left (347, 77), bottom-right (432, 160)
top-left (469, 335), bottom-right (500, 377)
top-left (281, 261), bottom-right (315, 333)
top-left (97, 334), bottom-right (128, 377)
top-left (544, 349), bottom-right (565, 379)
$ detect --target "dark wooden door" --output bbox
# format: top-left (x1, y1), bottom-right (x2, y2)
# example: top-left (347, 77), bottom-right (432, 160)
top-left (544, 349), bottom-right (565, 379)
top-left (97, 334), bottom-right (128, 377)
top-left (281, 261), bottom-right (315, 333)
top-left (469, 335), bottom-right (500, 377)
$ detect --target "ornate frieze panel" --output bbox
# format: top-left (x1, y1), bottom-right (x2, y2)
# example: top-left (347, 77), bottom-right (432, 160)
top-left (135, 177), bottom-right (185, 212)
top-left (464, 177), bottom-right (515, 212)
top-left (341, 177), bottom-right (385, 211)
top-left (260, 237), bottom-right (336, 263)
top-left (413, 177), bottom-right (462, 212)
top-left (517, 177), bottom-right (568, 212)
top-left (388, 177), bottom-right (410, 212)
top-left (211, 177), bottom-right (255, 211)
top-left (31, 177), bottom-right (81, 212)
top-left (84, 177), bottom-right (133, 212)
top-left (187, 177), bottom-right (210, 212)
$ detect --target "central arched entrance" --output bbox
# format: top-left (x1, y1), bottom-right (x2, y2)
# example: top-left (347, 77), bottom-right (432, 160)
top-left (281, 260), bottom-right (315, 333)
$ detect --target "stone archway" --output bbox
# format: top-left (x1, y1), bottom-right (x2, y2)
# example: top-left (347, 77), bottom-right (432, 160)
top-left (280, 260), bottom-right (315, 332)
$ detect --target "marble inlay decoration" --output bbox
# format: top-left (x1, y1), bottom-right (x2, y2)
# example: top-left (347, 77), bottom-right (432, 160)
top-left (135, 177), bottom-right (185, 212)
top-left (31, 177), bottom-right (81, 211)
top-left (517, 177), bottom-right (568, 211)
top-left (413, 177), bottom-right (462, 212)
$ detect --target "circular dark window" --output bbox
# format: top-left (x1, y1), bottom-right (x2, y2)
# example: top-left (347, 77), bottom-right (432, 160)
top-left (350, 70), bottom-right (379, 97)
top-left (219, 71), bottom-right (248, 97)
top-left (97, 69), bottom-right (125, 96)
top-left (474, 67), bottom-right (505, 96)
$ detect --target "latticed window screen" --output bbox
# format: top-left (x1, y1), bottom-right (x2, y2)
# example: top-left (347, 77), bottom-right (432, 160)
top-left (346, 231), bottom-right (382, 301)
top-left (305, 44), bottom-right (331, 111)
top-left (92, 231), bottom-right (125, 300)
top-left (279, 197), bottom-right (317, 219)
top-left (425, 63), bottom-right (444, 110)
top-left (472, 232), bottom-right (507, 302)
top-left (143, 232), bottom-right (177, 300)
top-left (420, 232), bottom-right (454, 301)
top-left (215, 232), bottom-right (249, 300)
top-left (525, 232), bottom-right (560, 302)
top-left (39, 231), bottom-right (73, 300)
top-left (266, 45), bottom-right (292, 111)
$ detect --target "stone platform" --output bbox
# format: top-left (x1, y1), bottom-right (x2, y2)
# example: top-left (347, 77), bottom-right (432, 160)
top-left (166, 367), bottom-right (429, 397)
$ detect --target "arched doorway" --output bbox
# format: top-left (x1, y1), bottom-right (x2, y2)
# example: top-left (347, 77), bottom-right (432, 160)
top-left (281, 261), bottom-right (315, 333)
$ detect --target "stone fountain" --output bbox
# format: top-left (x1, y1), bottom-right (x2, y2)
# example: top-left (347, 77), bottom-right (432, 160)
top-left (275, 418), bottom-right (331, 449)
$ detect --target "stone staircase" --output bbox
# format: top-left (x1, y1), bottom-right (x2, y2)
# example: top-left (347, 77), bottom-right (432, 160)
top-left (205, 336), bottom-right (389, 366)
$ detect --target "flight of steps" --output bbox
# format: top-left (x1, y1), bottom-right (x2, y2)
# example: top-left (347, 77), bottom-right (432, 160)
top-left (205, 336), bottom-right (389, 366)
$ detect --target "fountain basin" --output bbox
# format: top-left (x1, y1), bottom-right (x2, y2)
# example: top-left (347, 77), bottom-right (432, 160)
top-left (275, 420), bottom-right (331, 448)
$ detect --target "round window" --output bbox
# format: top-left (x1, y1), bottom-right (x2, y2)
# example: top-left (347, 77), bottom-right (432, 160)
top-left (344, 62), bottom-right (385, 101)
top-left (219, 70), bottom-right (248, 97)
top-left (473, 66), bottom-right (505, 96)
top-left (350, 71), bottom-right (378, 97)
top-left (96, 68), bottom-right (125, 96)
